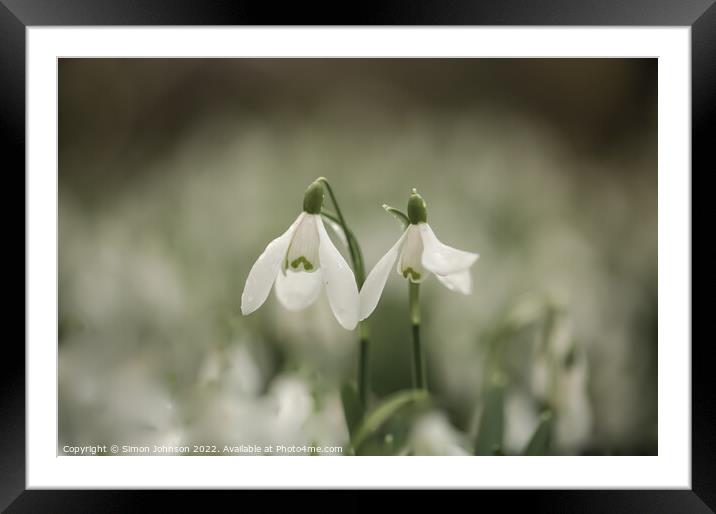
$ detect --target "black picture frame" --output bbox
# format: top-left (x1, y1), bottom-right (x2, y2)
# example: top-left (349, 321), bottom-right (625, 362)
top-left (3, 1), bottom-right (710, 510)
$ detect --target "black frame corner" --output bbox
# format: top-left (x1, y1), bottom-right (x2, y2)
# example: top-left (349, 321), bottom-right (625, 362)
top-left (3, 0), bottom-right (712, 511)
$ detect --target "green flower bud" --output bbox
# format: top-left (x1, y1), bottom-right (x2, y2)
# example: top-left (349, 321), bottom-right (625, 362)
top-left (302, 180), bottom-right (325, 214)
top-left (407, 188), bottom-right (427, 224)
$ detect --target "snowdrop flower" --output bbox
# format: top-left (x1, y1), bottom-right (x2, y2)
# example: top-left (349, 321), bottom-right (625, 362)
top-left (241, 180), bottom-right (360, 330)
top-left (359, 189), bottom-right (479, 320)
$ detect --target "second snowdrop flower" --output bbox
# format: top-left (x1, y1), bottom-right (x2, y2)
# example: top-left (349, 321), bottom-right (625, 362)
top-left (241, 179), bottom-right (360, 330)
top-left (359, 189), bottom-right (479, 321)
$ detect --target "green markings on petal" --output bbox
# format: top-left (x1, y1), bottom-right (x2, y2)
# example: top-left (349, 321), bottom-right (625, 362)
top-left (290, 256), bottom-right (314, 271)
top-left (402, 267), bottom-right (421, 281)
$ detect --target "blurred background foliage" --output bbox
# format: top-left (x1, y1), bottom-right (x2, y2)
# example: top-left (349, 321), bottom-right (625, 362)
top-left (58, 59), bottom-right (656, 456)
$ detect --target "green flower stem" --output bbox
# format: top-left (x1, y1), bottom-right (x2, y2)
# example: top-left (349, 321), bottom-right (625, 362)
top-left (317, 178), bottom-right (364, 286)
top-left (320, 210), bottom-right (365, 285)
top-left (317, 178), bottom-right (370, 410)
top-left (358, 323), bottom-right (370, 408)
top-left (409, 282), bottom-right (427, 390)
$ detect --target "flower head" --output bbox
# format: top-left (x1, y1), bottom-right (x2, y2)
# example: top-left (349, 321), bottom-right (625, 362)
top-left (241, 180), bottom-right (360, 330)
top-left (359, 189), bottom-right (479, 320)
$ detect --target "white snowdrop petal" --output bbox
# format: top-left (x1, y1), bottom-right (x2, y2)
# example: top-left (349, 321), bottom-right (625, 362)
top-left (274, 269), bottom-right (323, 311)
top-left (419, 223), bottom-right (479, 276)
top-left (322, 217), bottom-right (349, 249)
top-left (285, 214), bottom-right (320, 272)
top-left (434, 269), bottom-right (472, 294)
top-left (359, 230), bottom-right (409, 320)
top-left (316, 216), bottom-right (360, 330)
top-left (241, 213), bottom-right (305, 315)
top-left (397, 224), bottom-right (426, 283)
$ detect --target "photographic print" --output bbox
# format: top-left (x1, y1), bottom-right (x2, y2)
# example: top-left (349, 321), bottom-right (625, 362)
top-left (58, 58), bottom-right (657, 457)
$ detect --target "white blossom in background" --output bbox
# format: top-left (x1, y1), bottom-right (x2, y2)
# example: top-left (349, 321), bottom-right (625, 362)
top-left (554, 354), bottom-right (593, 450)
top-left (530, 310), bottom-right (593, 452)
top-left (504, 389), bottom-right (540, 453)
top-left (59, 352), bottom-right (186, 453)
top-left (409, 411), bottom-right (470, 456)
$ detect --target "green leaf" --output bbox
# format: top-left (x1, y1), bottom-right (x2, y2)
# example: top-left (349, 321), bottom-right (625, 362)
top-left (523, 411), bottom-right (553, 456)
top-left (352, 389), bottom-right (429, 453)
top-left (340, 381), bottom-right (364, 443)
top-left (474, 378), bottom-right (506, 455)
top-left (382, 204), bottom-right (410, 230)
top-left (378, 415), bottom-right (415, 456)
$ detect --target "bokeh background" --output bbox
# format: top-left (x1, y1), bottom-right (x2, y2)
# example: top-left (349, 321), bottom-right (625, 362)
top-left (58, 59), bottom-right (657, 456)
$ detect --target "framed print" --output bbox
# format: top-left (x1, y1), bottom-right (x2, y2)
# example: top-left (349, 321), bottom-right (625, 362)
top-left (3, 0), bottom-right (711, 510)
